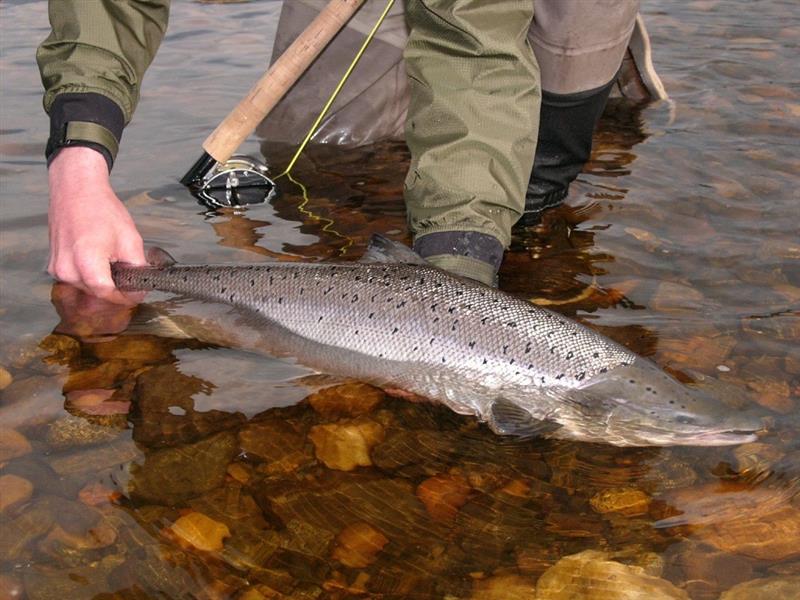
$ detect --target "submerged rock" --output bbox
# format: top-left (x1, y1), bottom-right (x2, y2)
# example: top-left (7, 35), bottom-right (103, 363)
top-left (0, 426), bottom-right (32, 461)
top-left (46, 414), bottom-right (126, 450)
top-left (331, 521), bottom-right (389, 568)
top-left (589, 487), bottom-right (651, 516)
top-left (130, 430), bottom-right (238, 504)
top-left (308, 418), bottom-right (384, 471)
top-left (239, 419), bottom-right (312, 474)
top-left (306, 382), bottom-right (384, 418)
top-left (720, 575), bottom-right (800, 600)
top-left (0, 365), bottom-right (12, 390)
top-left (170, 511), bottom-right (231, 552)
top-left (535, 550), bottom-right (689, 600)
top-left (0, 473), bottom-right (33, 514)
top-left (416, 472), bottom-right (471, 521)
top-left (471, 573), bottom-right (538, 599)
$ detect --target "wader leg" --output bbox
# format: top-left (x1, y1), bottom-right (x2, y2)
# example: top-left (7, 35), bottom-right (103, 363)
top-left (404, 0), bottom-right (539, 285)
top-left (523, 0), bottom-right (640, 220)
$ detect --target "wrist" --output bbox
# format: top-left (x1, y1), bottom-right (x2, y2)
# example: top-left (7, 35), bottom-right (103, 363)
top-left (49, 147), bottom-right (114, 201)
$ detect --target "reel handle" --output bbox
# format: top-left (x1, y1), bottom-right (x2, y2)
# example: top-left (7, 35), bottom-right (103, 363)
top-left (202, 0), bottom-right (365, 164)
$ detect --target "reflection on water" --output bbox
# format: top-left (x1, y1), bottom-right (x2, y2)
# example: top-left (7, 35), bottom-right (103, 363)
top-left (1, 0), bottom-right (799, 598)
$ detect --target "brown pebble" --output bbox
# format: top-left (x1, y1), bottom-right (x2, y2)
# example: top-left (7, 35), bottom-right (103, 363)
top-left (331, 522), bottom-right (389, 568)
top-left (170, 512), bottom-right (230, 552)
top-left (0, 366), bottom-right (12, 390)
top-left (0, 474), bottom-right (33, 513)
top-left (0, 427), bottom-right (32, 462)
top-left (307, 382), bottom-right (384, 418)
top-left (416, 473), bottom-right (471, 521)
top-left (308, 418), bottom-right (384, 471)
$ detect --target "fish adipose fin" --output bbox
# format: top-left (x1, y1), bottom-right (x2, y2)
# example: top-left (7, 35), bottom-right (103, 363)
top-left (360, 234), bottom-right (429, 265)
top-left (489, 398), bottom-right (561, 439)
top-left (145, 246), bottom-right (178, 267)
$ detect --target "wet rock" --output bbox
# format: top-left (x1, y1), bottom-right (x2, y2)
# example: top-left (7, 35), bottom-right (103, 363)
top-left (0, 500), bottom-right (56, 562)
top-left (308, 418), bottom-right (384, 471)
top-left (0, 376), bottom-right (66, 429)
top-left (0, 426), bottom-right (32, 461)
top-left (38, 333), bottom-right (81, 365)
top-left (535, 550), bottom-right (689, 599)
top-left (189, 483), bottom-right (269, 534)
top-left (130, 430), bottom-right (239, 504)
top-left (733, 441), bottom-right (784, 480)
top-left (331, 521), bottom-right (389, 568)
top-left (65, 388), bottom-right (131, 417)
top-left (132, 364), bottom-right (246, 447)
top-left (651, 281), bottom-right (707, 313)
top-left (22, 554), bottom-right (124, 600)
top-left (78, 482), bottom-right (121, 507)
top-left (49, 438), bottom-right (141, 476)
top-left (0, 474), bottom-right (33, 514)
top-left (170, 511), bottom-right (231, 552)
top-left (589, 487), bottom-right (651, 516)
top-left (663, 540), bottom-right (755, 600)
top-left (746, 376), bottom-right (793, 413)
top-left (699, 504), bottom-right (800, 561)
top-left (90, 335), bottom-right (173, 363)
top-left (306, 382), bottom-right (384, 418)
top-left (226, 461), bottom-right (252, 484)
top-left (471, 573), bottom-right (538, 599)
top-left (416, 472), bottom-right (471, 521)
top-left (720, 575), bottom-right (800, 600)
top-left (0, 365), bottom-right (12, 390)
top-left (46, 414), bottom-right (126, 450)
top-left (371, 428), bottom-right (458, 472)
top-left (658, 334), bottom-right (736, 372)
top-left (239, 419), bottom-right (312, 474)
top-left (63, 360), bottom-right (130, 393)
top-left (0, 573), bottom-right (25, 600)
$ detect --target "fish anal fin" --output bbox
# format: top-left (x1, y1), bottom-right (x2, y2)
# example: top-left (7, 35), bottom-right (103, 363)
top-left (489, 398), bottom-right (560, 439)
top-left (360, 234), bottom-right (428, 265)
top-left (125, 305), bottom-right (192, 339)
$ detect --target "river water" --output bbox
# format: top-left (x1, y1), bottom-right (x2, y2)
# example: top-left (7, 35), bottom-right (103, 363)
top-left (1, 1), bottom-right (799, 598)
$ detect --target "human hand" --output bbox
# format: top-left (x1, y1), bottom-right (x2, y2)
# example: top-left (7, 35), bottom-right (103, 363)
top-left (47, 146), bottom-right (147, 303)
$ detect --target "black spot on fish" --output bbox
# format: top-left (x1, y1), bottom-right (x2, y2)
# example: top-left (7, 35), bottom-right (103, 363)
top-left (481, 317), bottom-right (489, 324)
top-left (392, 327), bottom-right (398, 335)
top-left (300, 288), bottom-right (304, 295)
top-left (448, 307), bottom-right (455, 314)
top-left (413, 346), bottom-right (418, 351)
top-left (468, 341), bottom-right (476, 348)
top-left (527, 364), bottom-right (533, 369)
top-left (431, 304), bottom-right (437, 312)
top-left (250, 280), bottom-right (255, 287)
top-left (221, 287), bottom-right (226, 293)
top-left (442, 357), bottom-right (446, 363)
top-left (547, 331), bottom-right (554, 338)
top-left (550, 347), bottom-right (556, 354)
top-left (143, 277), bottom-right (149, 283)
top-left (540, 376), bottom-right (546, 384)
top-left (269, 275), bottom-right (274, 285)
top-left (352, 294), bottom-right (359, 302)
top-left (418, 278), bottom-right (426, 285)
top-left (430, 338), bottom-right (435, 345)
top-left (556, 373), bottom-right (564, 380)
top-left (576, 372), bottom-right (586, 381)
top-left (318, 316), bottom-right (323, 323)
top-left (355, 330), bottom-right (359, 335)
top-left (368, 312), bottom-right (374, 319)
top-left (566, 351), bottom-right (574, 360)
top-left (600, 367), bottom-right (608, 373)
top-left (183, 276), bottom-right (188, 282)
top-left (506, 321), bottom-right (517, 328)
top-left (396, 300), bottom-right (406, 308)
top-left (451, 321), bottom-right (458, 331)
top-left (277, 297), bottom-right (283, 305)
top-left (213, 275), bottom-right (220, 281)
top-left (629, 379), bottom-right (635, 384)
top-left (379, 353), bottom-right (384, 358)
top-left (355, 276), bottom-right (361, 281)
top-left (433, 317), bottom-right (440, 323)
top-left (483, 358), bottom-right (488, 365)
top-left (502, 345), bottom-right (508, 354)
top-left (230, 294), bottom-right (235, 301)
top-left (509, 358), bottom-right (515, 365)
top-left (525, 344), bottom-right (531, 353)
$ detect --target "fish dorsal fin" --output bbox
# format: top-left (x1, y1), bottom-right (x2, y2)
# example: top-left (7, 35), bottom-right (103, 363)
top-left (360, 234), bottom-right (428, 265)
top-left (489, 398), bottom-right (561, 439)
top-left (146, 246), bottom-right (177, 268)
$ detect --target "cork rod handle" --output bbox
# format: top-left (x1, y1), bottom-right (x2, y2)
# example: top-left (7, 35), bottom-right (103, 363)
top-left (202, 0), bottom-right (365, 163)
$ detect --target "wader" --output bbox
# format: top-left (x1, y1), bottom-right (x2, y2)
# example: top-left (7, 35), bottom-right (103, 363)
top-left (260, 0), bottom-right (668, 285)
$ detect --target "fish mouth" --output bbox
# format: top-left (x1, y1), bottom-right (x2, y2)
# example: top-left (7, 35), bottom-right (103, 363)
top-left (681, 428), bottom-right (760, 446)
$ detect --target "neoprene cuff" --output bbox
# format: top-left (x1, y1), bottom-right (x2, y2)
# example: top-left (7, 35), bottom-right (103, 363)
top-left (46, 93), bottom-right (125, 171)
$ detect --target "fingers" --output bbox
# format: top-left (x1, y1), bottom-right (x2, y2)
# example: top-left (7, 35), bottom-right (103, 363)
top-left (51, 282), bottom-right (137, 338)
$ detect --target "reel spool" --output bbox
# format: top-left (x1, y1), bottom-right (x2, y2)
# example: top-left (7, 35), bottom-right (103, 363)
top-left (182, 154), bottom-right (278, 209)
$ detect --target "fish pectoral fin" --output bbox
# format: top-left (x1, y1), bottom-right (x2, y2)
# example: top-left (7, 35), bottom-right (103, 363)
top-left (360, 234), bottom-right (429, 265)
top-left (488, 398), bottom-right (561, 439)
top-left (145, 246), bottom-right (177, 267)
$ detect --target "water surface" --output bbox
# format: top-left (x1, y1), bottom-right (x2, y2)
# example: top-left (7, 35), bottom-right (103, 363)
top-left (1, 1), bottom-right (799, 598)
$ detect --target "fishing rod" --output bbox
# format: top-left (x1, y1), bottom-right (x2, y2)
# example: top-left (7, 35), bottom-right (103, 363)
top-left (180, 0), bottom-right (367, 208)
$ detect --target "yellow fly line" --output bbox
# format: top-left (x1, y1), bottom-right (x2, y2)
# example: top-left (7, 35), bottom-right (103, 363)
top-left (275, 0), bottom-right (396, 254)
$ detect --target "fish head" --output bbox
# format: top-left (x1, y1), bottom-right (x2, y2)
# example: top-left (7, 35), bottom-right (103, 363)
top-left (566, 358), bottom-right (764, 446)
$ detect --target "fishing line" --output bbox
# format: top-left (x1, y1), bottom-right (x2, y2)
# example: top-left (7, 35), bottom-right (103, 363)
top-left (275, 0), bottom-right (396, 255)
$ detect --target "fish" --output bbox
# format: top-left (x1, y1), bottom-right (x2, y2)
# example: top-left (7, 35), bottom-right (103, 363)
top-left (111, 234), bottom-right (763, 447)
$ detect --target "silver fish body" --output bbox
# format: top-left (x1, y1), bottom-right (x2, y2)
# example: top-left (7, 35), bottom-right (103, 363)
top-left (112, 238), bottom-right (761, 447)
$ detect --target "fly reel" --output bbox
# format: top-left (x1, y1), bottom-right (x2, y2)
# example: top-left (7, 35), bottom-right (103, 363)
top-left (181, 153), bottom-right (278, 209)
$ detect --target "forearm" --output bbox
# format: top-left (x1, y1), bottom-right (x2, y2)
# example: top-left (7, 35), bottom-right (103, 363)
top-left (37, 0), bottom-right (170, 169)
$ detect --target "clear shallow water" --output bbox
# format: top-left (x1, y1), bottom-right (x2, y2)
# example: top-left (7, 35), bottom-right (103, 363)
top-left (1, 1), bottom-right (799, 598)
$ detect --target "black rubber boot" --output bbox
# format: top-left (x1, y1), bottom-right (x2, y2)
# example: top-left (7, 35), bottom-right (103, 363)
top-left (523, 78), bottom-right (616, 223)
